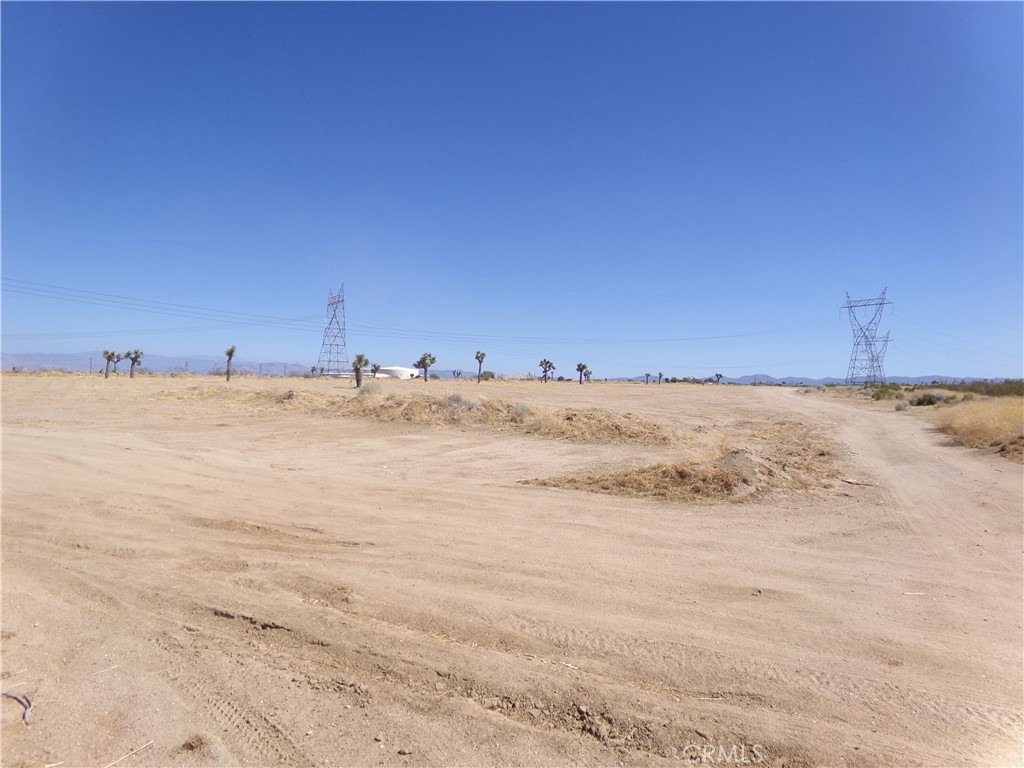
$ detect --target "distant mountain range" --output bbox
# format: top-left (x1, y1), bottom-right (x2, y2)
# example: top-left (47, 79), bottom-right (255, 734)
top-left (1, 352), bottom-right (1003, 386)
top-left (617, 374), bottom-right (986, 385)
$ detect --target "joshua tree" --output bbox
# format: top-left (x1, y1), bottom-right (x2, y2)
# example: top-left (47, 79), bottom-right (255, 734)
top-left (657, 372), bottom-right (663, 384)
top-left (414, 353), bottom-right (435, 383)
top-left (584, 368), bottom-right (592, 383)
top-left (576, 362), bottom-right (587, 384)
top-left (715, 372), bottom-right (723, 383)
top-left (352, 353), bottom-right (369, 388)
top-left (644, 372), bottom-right (651, 385)
top-left (371, 363), bottom-right (381, 379)
top-left (452, 370), bottom-right (462, 379)
top-left (225, 346), bottom-right (236, 382)
top-left (475, 351), bottom-right (486, 384)
top-left (126, 349), bottom-right (144, 379)
top-left (102, 350), bottom-right (118, 379)
top-left (539, 359), bottom-right (555, 383)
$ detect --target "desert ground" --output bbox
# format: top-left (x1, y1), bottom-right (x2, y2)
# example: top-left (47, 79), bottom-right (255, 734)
top-left (2, 374), bottom-right (1021, 767)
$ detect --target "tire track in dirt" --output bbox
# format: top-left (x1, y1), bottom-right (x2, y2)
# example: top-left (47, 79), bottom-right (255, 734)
top-left (160, 666), bottom-right (313, 767)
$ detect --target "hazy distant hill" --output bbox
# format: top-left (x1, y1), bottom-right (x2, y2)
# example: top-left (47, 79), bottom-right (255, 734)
top-left (0, 352), bottom-right (999, 385)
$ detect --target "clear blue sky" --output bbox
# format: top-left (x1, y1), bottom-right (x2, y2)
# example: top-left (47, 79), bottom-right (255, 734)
top-left (2, 2), bottom-right (1021, 379)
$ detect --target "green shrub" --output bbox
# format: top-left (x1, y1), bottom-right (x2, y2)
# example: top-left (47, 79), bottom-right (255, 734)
top-left (911, 393), bottom-right (938, 406)
top-left (910, 380), bottom-right (1023, 397)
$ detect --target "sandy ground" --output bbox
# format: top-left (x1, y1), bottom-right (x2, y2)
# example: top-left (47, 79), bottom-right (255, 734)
top-left (2, 375), bottom-right (1021, 768)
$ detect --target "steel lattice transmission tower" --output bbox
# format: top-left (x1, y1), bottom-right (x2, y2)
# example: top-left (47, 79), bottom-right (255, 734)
top-left (842, 288), bottom-right (892, 385)
top-left (316, 286), bottom-right (350, 376)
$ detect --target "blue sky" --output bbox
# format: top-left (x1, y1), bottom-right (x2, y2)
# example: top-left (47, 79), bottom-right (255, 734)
top-left (2, 2), bottom-right (1021, 379)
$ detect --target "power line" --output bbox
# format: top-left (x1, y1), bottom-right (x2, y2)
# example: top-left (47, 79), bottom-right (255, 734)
top-left (3, 276), bottom-right (812, 348)
top-left (2, 278), bottom-right (321, 331)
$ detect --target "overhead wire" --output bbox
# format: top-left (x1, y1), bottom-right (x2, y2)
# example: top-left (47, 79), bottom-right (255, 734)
top-left (3, 277), bottom-right (812, 348)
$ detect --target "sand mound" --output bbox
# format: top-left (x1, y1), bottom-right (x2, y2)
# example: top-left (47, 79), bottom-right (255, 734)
top-left (525, 420), bottom-right (841, 504)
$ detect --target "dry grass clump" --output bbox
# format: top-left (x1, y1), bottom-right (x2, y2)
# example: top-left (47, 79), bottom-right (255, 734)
top-left (749, 419), bottom-right (840, 491)
top-left (161, 386), bottom-right (672, 445)
top-left (341, 394), bottom-right (672, 444)
top-left (526, 460), bottom-right (749, 503)
top-left (933, 397), bottom-right (1024, 462)
top-left (526, 419), bottom-right (842, 504)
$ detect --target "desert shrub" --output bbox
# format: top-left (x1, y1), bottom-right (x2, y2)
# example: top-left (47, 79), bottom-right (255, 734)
top-left (479, 370), bottom-right (496, 381)
top-left (358, 381), bottom-right (382, 396)
top-left (962, 393), bottom-right (976, 402)
top-left (895, 401), bottom-right (909, 412)
top-left (909, 379), bottom-right (1024, 398)
top-left (869, 383), bottom-right (902, 400)
top-left (911, 393), bottom-right (938, 406)
top-left (954, 379), bottom-right (1024, 397)
top-left (510, 403), bottom-right (531, 424)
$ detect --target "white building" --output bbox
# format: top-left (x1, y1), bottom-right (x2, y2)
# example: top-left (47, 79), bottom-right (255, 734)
top-left (372, 366), bottom-right (420, 379)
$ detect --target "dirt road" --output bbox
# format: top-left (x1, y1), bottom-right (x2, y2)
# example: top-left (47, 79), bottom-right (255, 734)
top-left (2, 376), bottom-right (1021, 767)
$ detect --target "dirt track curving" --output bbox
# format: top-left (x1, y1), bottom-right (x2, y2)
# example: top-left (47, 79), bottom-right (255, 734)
top-left (2, 376), bottom-right (1021, 767)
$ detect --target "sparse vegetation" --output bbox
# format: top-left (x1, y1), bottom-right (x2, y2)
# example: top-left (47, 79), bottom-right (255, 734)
top-left (414, 353), bottom-right (436, 383)
top-left (528, 461), bottom-right (745, 502)
top-left (539, 359), bottom-right (555, 383)
top-left (869, 383), bottom-right (903, 400)
top-left (475, 351), bottom-right (486, 384)
top-left (933, 397), bottom-right (1024, 462)
top-left (931, 379), bottom-right (1023, 398)
top-left (102, 350), bottom-right (119, 379)
top-left (213, 388), bottom-right (672, 444)
top-left (352, 353), bottom-right (369, 388)
top-left (125, 349), bottom-right (144, 379)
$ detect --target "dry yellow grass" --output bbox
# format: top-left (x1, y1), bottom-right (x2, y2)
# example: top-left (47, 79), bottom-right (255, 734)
top-left (933, 397), bottom-right (1024, 462)
top-left (525, 420), bottom-right (842, 504)
top-left (524, 457), bottom-right (750, 503)
top-left (161, 385), bottom-right (674, 444)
